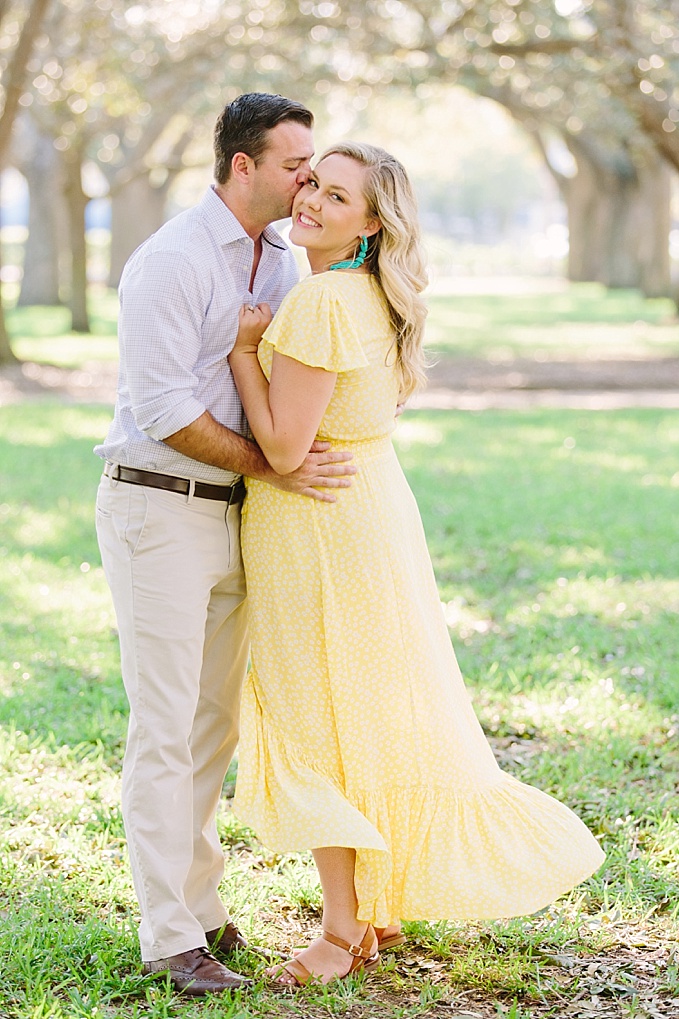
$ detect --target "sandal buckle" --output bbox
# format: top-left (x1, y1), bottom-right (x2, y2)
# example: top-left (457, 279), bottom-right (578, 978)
top-left (348, 944), bottom-right (363, 957)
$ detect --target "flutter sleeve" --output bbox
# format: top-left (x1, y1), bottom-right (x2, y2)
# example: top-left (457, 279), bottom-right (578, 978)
top-left (263, 277), bottom-right (369, 373)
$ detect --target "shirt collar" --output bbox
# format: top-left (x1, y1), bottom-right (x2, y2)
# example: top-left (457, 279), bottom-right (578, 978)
top-left (199, 186), bottom-right (288, 252)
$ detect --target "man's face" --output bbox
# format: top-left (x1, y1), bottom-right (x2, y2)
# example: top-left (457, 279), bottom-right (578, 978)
top-left (250, 120), bottom-right (315, 223)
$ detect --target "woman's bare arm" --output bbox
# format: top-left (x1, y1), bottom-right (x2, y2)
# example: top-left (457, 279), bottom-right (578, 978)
top-left (228, 304), bottom-right (339, 476)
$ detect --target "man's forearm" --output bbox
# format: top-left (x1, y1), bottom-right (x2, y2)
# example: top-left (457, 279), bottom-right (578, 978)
top-left (163, 411), bottom-right (274, 481)
top-left (164, 409), bottom-right (356, 504)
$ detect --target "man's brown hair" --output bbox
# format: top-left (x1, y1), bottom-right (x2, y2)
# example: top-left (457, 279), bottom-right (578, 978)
top-left (214, 92), bottom-right (314, 184)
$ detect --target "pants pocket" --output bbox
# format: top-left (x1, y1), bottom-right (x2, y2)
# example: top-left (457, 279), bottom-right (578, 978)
top-left (96, 478), bottom-right (152, 559)
top-left (124, 488), bottom-right (152, 558)
top-left (95, 476), bottom-right (113, 519)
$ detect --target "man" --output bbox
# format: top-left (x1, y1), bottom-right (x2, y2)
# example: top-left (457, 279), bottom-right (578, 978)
top-left (95, 93), bottom-right (354, 996)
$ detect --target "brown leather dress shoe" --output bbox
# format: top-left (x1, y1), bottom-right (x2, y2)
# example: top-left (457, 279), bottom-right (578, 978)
top-left (143, 946), bottom-right (252, 995)
top-left (206, 921), bottom-right (248, 955)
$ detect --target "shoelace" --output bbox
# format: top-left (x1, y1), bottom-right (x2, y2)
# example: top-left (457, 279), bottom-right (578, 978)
top-left (188, 946), bottom-right (218, 969)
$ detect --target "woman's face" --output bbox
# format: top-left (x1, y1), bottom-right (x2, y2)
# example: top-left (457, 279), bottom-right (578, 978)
top-left (289, 153), bottom-right (379, 267)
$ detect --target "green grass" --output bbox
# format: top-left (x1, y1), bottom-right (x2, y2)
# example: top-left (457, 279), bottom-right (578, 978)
top-left (6, 290), bottom-right (119, 366)
top-left (425, 282), bottom-right (679, 359)
top-left (6, 281), bottom-right (678, 370)
top-left (1, 397), bottom-right (677, 1017)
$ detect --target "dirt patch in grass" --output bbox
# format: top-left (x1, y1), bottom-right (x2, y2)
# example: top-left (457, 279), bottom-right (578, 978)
top-left (427, 356), bottom-right (679, 391)
top-left (0, 359), bottom-right (119, 405)
top-left (252, 926), bottom-right (679, 1018)
top-left (416, 357), bottom-right (679, 410)
top-left (3, 355), bottom-right (679, 410)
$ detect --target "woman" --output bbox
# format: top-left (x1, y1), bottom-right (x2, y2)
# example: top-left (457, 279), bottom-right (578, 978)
top-left (228, 142), bottom-right (604, 986)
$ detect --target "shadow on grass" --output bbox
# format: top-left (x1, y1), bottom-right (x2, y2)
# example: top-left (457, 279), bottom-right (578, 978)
top-left (0, 404), bottom-right (108, 537)
top-left (0, 634), bottom-right (127, 760)
top-left (0, 403), bottom-right (125, 756)
top-left (397, 409), bottom-right (679, 715)
top-left (1, 403), bottom-right (677, 750)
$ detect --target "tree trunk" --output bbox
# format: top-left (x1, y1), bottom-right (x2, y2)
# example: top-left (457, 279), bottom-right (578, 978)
top-left (522, 120), bottom-right (672, 295)
top-left (0, 211), bottom-right (18, 364)
top-left (599, 170), bottom-right (642, 290)
top-left (109, 174), bottom-right (171, 288)
top-left (18, 125), bottom-right (65, 305)
top-left (62, 148), bottom-right (90, 332)
top-left (0, 0), bottom-right (54, 363)
top-left (0, 0), bottom-right (53, 158)
top-left (0, 302), bottom-right (15, 363)
top-left (636, 154), bottom-right (671, 299)
top-left (561, 136), bottom-right (635, 287)
top-left (554, 134), bottom-right (670, 294)
top-left (560, 151), bottom-right (605, 282)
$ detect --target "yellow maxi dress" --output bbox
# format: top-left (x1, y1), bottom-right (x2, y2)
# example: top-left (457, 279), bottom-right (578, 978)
top-left (233, 271), bottom-right (604, 927)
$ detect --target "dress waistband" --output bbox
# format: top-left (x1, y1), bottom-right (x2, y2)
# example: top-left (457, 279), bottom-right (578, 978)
top-left (319, 435), bottom-right (394, 460)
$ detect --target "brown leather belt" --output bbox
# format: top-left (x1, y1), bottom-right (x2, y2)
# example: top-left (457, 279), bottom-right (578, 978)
top-left (104, 463), bottom-right (246, 504)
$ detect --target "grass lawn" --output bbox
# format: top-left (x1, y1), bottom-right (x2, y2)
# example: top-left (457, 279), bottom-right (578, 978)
top-left (5, 281), bottom-right (678, 371)
top-left (6, 291), bottom-right (120, 367)
top-left (425, 283), bottom-right (679, 360)
top-left (0, 394), bottom-right (677, 1018)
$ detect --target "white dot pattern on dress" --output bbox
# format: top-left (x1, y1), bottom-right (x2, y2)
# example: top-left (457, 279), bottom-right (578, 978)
top-left (233, 271), bottom-right (605, 927)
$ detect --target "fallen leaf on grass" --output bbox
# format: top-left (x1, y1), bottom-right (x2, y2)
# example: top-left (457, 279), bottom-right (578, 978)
top-left (538, 951), bottom-right (578, 969)
top-left (399, 956), bottom-right (444, 974)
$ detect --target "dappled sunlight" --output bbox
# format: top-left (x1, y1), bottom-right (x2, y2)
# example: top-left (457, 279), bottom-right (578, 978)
top-left (5, 504), bottom-right (76, 549)
top-left (449, 564), bottom-right (678, 722)
top-left (441, 595), bottom-right (493, 640)
top-left (0, 405), bottom-right (112, 446)
top-left (13, 336), bottom-right (119, 368)
top-left (0, 728), bottom-right (120, 819)
top-left (550, 545), bottom-right (610, 569)
top-left (424, 285), bottom-right (679, 360)
top-left (0, 554), bottom-right (114, 641)
top-left (0, 420), bottom-right (66, 448)
top-left (5, 304), bottom-right (74, 339)
top-left (538, 576), bottom-right (679, 626)
top-left (393, 417), bottom-right (445, 448)
top-left (2, 500), bottom-right (98, 555)
top-left (428, 308), bottom-right (489, 330)
top-left (502, 575), bottom-right (679, 634)
top-left (428, 319), bottom-right (679, 360)
top-left (7, 291), bottom-right (118, 340)
top-left (4, 0), bottom-right (679, 996)
top-left (0, 554), bottom-right (123, 753)
top-left (0, 729), bottom-right (133, 918)
top-left (0, 401), bottom-right (677, 1013)
top-left (472, 674), bottom-right (673, 743)
top-left (558, 445), bottom-right (663, 475)
top-left (496, 322), bottom-right (679, 357)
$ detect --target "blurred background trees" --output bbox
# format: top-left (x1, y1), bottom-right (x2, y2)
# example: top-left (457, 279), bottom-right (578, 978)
top-left (1, 0), bottom-right (678, 362)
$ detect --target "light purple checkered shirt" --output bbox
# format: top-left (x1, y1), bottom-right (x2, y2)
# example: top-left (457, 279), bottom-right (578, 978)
top-left (95, 186), bottom-right (298, 483)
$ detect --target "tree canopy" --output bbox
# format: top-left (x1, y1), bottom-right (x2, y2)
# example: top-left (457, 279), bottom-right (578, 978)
top-left (1, 0), bottom-right (677, 358)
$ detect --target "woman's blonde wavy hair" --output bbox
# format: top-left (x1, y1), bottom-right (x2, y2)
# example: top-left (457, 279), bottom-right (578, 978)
top-left (319, 141), bottom-right (428, 398)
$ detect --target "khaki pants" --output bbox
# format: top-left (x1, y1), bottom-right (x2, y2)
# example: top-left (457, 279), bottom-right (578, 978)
top-left (95, 473), bottom-right (248, 961)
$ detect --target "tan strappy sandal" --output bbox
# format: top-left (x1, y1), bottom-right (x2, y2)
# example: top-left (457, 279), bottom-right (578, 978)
top-left (271, 925), bottom-right (380, 986)
top-left (375, 927), bottom-right (407, 951)
top-left (291, 925), bottom-right (406, 958)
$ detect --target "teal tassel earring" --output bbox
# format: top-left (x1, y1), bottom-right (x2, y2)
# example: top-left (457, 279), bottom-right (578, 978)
top-left (330, 234), bottom-right (368, 271)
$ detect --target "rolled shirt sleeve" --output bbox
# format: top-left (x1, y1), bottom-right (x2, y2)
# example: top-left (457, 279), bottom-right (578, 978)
top-left (120, 250), bottom-right (210, 441)
top-left (95, 187), bottom-right (298, 484)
